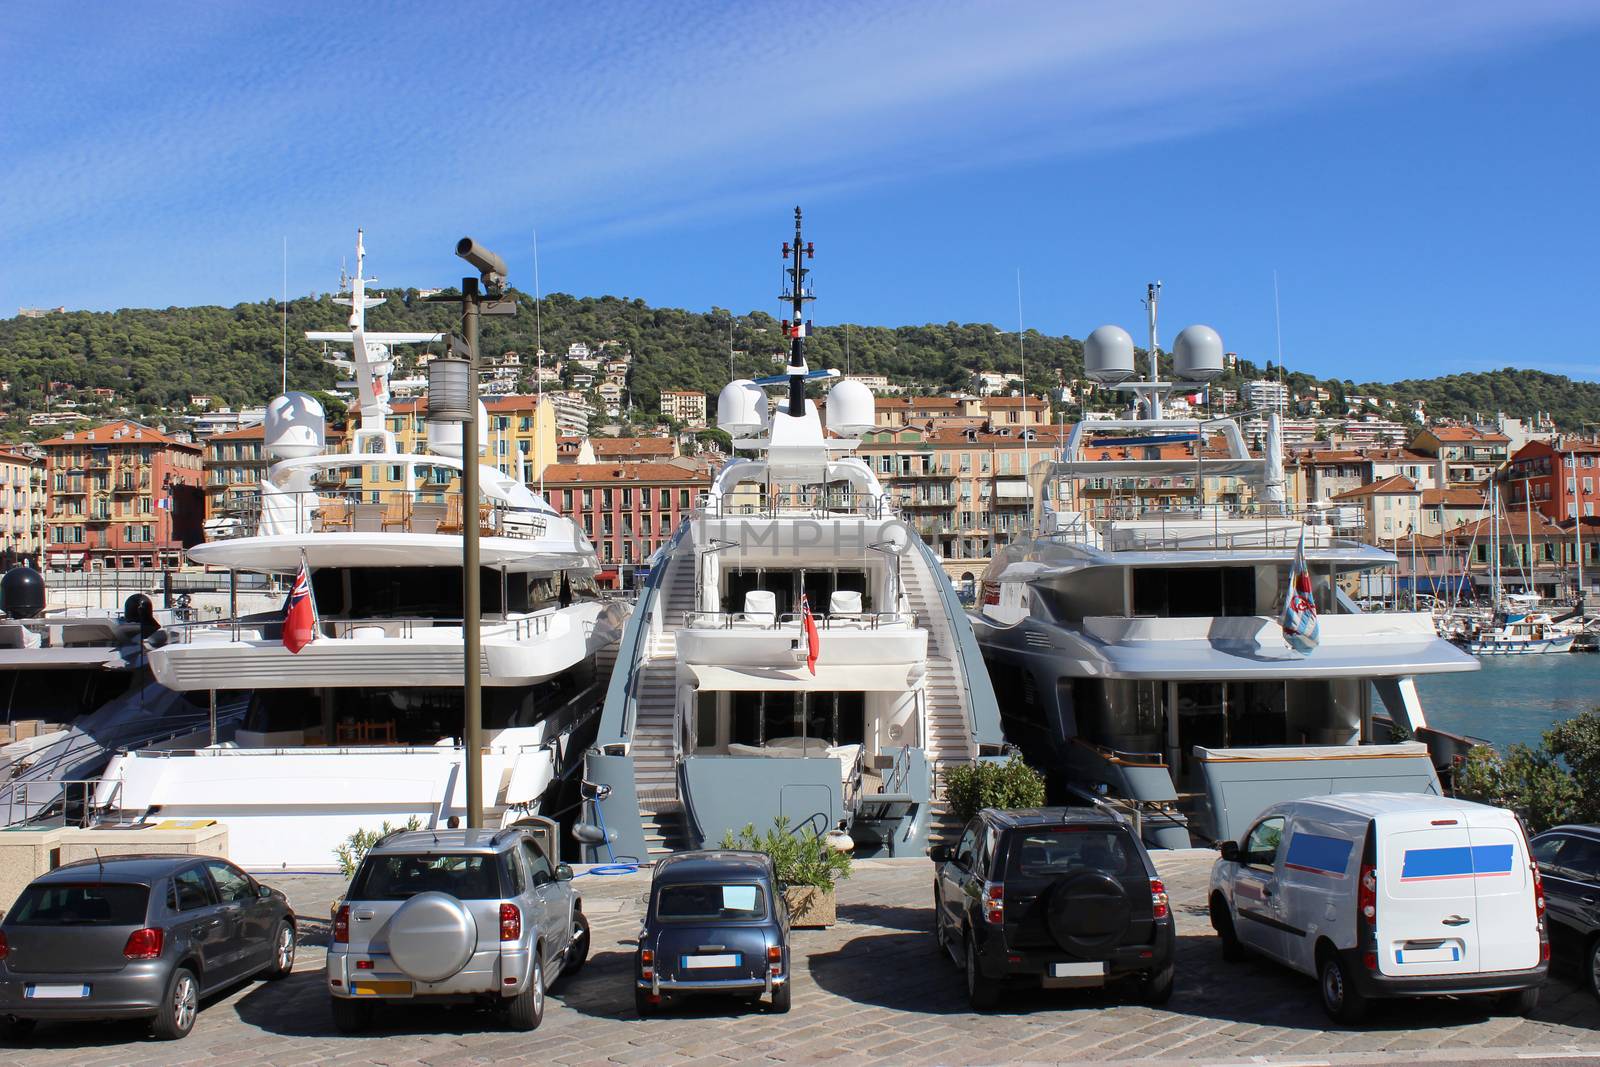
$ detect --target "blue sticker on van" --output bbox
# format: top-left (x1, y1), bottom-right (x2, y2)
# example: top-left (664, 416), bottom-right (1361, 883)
top-left (1283, 833), bottom-right (1353, 878)
top-left (1399, 844), bottom-right (1515, 882)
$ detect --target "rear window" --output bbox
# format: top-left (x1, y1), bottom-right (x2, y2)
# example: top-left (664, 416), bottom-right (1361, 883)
top-left (1006, 828), bottom-right (1143, 879)
top-left (656, 883), bottom-right (767, 922)
top-left (350, 853), bottom-right (506, 901)
top-left (9, 883), bottom-right (150, 925)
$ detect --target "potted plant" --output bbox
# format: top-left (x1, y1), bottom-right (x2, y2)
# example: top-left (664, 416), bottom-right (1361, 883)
top-left (721, 816), bottom-right (853, 928)
top-left (941, 755), bottom-right (1046, 823)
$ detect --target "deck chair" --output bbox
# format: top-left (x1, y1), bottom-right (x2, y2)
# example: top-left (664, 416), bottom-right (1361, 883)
top-left (436, 496), bottom-right (465, 535)
top-left (828, 589), bottom-right (865, 627)
top-left (739, 590), bottom-right (777, 627)
top-left (319, 499), bottom-right (355, 532)
top-left (380, 495), bottom-right (413, 533)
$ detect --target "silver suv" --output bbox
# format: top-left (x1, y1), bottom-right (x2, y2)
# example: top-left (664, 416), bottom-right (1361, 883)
top-left (326, 819), bottom-right (588, 1032)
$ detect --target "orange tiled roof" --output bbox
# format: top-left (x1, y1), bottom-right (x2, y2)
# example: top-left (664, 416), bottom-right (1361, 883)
top-left (38, 420), bottom-right (199, 450)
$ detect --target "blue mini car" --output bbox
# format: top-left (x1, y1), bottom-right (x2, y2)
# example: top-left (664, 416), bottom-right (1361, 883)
top-left (635, 850), bottom-right (790, 1015)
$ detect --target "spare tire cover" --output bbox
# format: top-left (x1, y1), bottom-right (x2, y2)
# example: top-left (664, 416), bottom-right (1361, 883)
top-left (387, 891), bottom-right (478, 983)
top-left (1045, 871), bottom-right (1130, 954)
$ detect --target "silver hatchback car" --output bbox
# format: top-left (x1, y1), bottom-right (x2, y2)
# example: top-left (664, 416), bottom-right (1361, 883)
top-left (326, 820), bottom-right (588, 1032)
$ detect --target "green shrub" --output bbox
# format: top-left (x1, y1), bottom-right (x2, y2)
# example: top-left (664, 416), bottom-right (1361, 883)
top-left (1456, 743), bottom-right (1578, 834)
top-left (942, 755), bottom-right (1047, 823)
top-left (720, 816), bottom-right (853, 893)
top-left (335, 816), bottom-right (422, 879)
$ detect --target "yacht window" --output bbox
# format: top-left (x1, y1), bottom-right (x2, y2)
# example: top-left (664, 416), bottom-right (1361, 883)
top-left (1132, 567), bottom-right (1255, 618)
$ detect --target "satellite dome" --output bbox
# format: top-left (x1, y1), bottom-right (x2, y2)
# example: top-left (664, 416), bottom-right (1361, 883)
top-left (1173, 325), bottom-right (1224, 381)
top-left (717, 380), bottom-right (769, 438)
top-left (265, 392), bottom-right (327, 460)
top-left (1083, 326), bottom-right (1135, 384)
top-left (825, 379), bottom-right (875, 438)
top-left (1, 565), bottom-right (45, 620)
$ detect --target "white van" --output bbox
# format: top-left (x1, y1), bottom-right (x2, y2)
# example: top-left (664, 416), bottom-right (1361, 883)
top-left (1209, 792), bottom-right (1548, 1022)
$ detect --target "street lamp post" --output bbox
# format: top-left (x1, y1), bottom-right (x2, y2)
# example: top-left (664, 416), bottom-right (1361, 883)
top-left (427, 239), bottom-right (515, 829)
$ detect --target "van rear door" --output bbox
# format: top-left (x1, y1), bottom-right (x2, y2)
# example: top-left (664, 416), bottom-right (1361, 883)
top-left (1376, 815), bottom-right (1479, 976)
top-left (1465, 814), bottom-right (1539, 973)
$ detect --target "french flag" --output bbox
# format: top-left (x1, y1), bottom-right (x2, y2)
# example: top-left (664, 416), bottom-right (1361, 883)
top-left (282, 556), bottom-right (317, 654)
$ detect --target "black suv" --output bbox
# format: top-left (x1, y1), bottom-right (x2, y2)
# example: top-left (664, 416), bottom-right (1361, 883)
top-left (931, 807), bottom-right (1175, 1008)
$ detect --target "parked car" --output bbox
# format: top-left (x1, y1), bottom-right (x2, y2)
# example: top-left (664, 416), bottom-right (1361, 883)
top-left (0, 855), bottom-right (295, 1042)
top-left (635, 850), bottom-right (790, 1016)
top-left (930, 807), bottom-right (1175, 1009)
top-left (1210, 792), bottom-right (1547, 1023)
top-left (1530, 824), bottom-right (1600, 998)
top-left (326, 820), bottom-right (587, 1033)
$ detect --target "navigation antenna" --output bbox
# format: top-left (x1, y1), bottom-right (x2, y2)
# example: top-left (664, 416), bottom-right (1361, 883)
top-left (779, 206), bottom-right (815, 417)
top-left (1143, 281), bottom-right (1163, 421)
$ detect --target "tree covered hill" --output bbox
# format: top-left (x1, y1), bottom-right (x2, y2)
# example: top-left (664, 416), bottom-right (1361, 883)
top-left (2, 290), bottom-right (1597, 433)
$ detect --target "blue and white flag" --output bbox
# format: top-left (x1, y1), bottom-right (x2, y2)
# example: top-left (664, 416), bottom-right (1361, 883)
top-left (1280, 527), bottom-right (1320, 654)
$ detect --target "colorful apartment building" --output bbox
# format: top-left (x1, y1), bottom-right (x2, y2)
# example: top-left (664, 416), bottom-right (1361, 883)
top-left (540, 462), bottom-right (712, 588)
top-left (0, 447), bottom-right (48, 561)
top-left (40, 421), bottom-right (205, 570)
top-left (1505, 437), bottom-right (1600, 522)
top-left (203, 423), bottom-right (268, 520)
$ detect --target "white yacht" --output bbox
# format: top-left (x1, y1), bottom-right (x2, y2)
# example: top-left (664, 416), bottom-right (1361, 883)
top-left (972, 291), bottom-right (1478, 847)
top-left (582, 211), bottom-right (1005, 860)
top-left (94, 234), bottom-right (625, 869)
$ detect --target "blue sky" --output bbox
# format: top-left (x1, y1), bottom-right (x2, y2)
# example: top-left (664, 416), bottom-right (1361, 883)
top-left (3, 1), bottom-right (1597, 383)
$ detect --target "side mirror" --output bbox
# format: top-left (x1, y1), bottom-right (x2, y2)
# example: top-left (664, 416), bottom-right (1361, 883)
top-left (929, 845), bottom-right (950, 864)
top-left (257, 883), bottom-right (273, 899)
top-left (1218, 840), bottom-right (1240, 863)
top-left (555, 864), bottom-right (574, 882)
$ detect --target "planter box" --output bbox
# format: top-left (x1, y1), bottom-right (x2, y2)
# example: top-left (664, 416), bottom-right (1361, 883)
top-left (784, 886), bottom-right (836, 928)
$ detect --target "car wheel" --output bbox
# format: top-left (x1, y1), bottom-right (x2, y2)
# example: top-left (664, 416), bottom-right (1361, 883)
top-left (934, 893), bottom-right (949, 958)
top-left (1136, 964), bottom-right (1175, 1005)
top-left (264, 920), bottom-right (296, 980)
top-left (150, 966), bottom-right (199, 1041)
top-left (1210, 894), bottom-right (1246, 963)
top-left (564, 911), bottom-right (590, 978)
top-left (506, 949), bottom-right (545, 1031)
top-left (1319, 952), bottom-right (1368, 1024)
top-left (1491, 986), bottom-right (1540, 1017)
top-left (330, 997), bottom-right (373, 1034)
top-left (634, 985), bottom-right (656, 1017)
top-left (965, 933), bottom-right (999, 1010)
top-left (770, 979), bottom-right (792, 1014)
top-left (1588, 937), bottom-right (1600, 1001)
top-left (0, 1017), bottom-right (36, 1043)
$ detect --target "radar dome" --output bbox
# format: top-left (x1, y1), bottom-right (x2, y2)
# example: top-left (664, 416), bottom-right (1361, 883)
top-left (825, 379), bottom-right (875, 438)
top-left (717, 380), bottom-right (769, 438)
top-left (1084, 325), bottom-right (1135, 384)
top-left (1173, 324), bottom-right (1224, 381)
top-left (428, 400), bottom-right (489, 459)
top-left (1, 565), bottom-right (45, 620)
top-left (265, 392), bottom-right (327, 459)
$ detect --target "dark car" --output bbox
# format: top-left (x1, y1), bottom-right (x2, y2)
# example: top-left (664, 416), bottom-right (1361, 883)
top-left (635, 850), bottom-right (790, 1016)
top-left (1531, 825), bottom-right (1600, 998)
top-left (0, 855), bottom-right (295, 1042)
top-left (931, 807), bottom-right (1175, 1009)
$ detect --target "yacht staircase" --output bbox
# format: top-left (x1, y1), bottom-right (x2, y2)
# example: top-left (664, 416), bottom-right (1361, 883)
top-left (631, 555), bottom-right (696, 854)
top-left (899, 554), bottom-right (977, 765)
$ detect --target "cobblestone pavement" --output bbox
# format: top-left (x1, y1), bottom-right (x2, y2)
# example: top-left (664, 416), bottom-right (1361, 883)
top-left (3, 852), bottom-right (1599, 1066)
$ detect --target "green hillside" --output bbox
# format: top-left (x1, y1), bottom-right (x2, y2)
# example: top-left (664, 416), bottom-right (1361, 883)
top-left (1, 291), bottom-right (1596, 436)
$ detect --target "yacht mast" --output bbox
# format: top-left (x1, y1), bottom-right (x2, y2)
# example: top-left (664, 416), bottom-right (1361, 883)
top-left (1145, 282), bottom-right (1162, 422)
top-left (780, 207), bottom-right (814, 418)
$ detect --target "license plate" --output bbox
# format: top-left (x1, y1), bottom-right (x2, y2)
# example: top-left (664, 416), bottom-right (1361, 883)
top-left (682, 953), bottom-right (740, 970)
top-left (351, 980), bottom-right (413, 997)
top-left (1050, 962), bottom-right (1106, 978)
top-left (26, 984), bottom-right (89, 999)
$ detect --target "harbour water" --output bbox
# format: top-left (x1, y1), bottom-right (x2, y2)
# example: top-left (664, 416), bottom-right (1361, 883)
top-left (1415, 654), bottom-right (1600, 751)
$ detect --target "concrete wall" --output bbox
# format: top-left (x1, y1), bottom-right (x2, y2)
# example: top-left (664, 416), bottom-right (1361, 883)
top-left (0, 824), bottom-right (229, 913)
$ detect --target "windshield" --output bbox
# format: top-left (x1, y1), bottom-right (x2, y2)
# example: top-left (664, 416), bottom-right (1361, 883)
top-left (656, 882), bottom-right (767, 922)
top-left (1006, 828), bottom-right (1142, 879)
top-left (9, 883), bottom-right (150, 925)
top-left (349, 854), bottom-right (506, 901)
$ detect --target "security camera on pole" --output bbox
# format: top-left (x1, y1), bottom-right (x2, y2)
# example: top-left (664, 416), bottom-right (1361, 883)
top-left (425, 238), bottom-right (516, 829)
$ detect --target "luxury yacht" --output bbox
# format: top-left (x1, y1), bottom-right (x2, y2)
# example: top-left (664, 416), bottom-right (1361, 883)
top-left (94, 234), bottom-right (625, 869)
top-left (972, 290), bottom-right (1478, 847)
top-left (582, 210), bottom-right (1006, 861)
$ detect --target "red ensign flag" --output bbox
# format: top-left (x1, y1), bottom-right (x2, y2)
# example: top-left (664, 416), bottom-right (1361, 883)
top-left (801, 593), bottom-right (820, 675)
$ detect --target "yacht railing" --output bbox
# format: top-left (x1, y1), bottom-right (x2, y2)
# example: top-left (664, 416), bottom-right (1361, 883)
top-left (161, 611), bottom-right (556, 645)
top-left (1045, 502), bottom-right (1370, 552)
top-left (694, 491), bottom-right (897, 521)
top-left (214, 488), bottom-right (556, 541)
top-left (677, 610), bottom-right (915, 631)
top-left (4, 778), bottom-right (121, 829)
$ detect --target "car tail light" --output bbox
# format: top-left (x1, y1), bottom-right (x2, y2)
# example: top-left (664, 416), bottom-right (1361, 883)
top-left (0, 931), bottom-right (8, 960)
top-left (1362, 951), bottom-right (1377, 971)
top-left (1150, 878), bottom-right (1169, 920)
top-left (768, 945), bottom-right (782, 975)
top-left (333, 905), bottom-right (350, 944)
top-left (640, 948), bottom-right (654, 979)
top-left (123, 927), bottom-right (164, 960)
top-left (1522, 825), bottom-right (1549, 949)
top-left (1358, 864), bottom-right (1377, 926)
top-left (356, 960), bottom-right (373, 970)
top-left (499, 903), bottom-right (521, 942)
top-left (983, 882), bottom-right (1003, 925)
